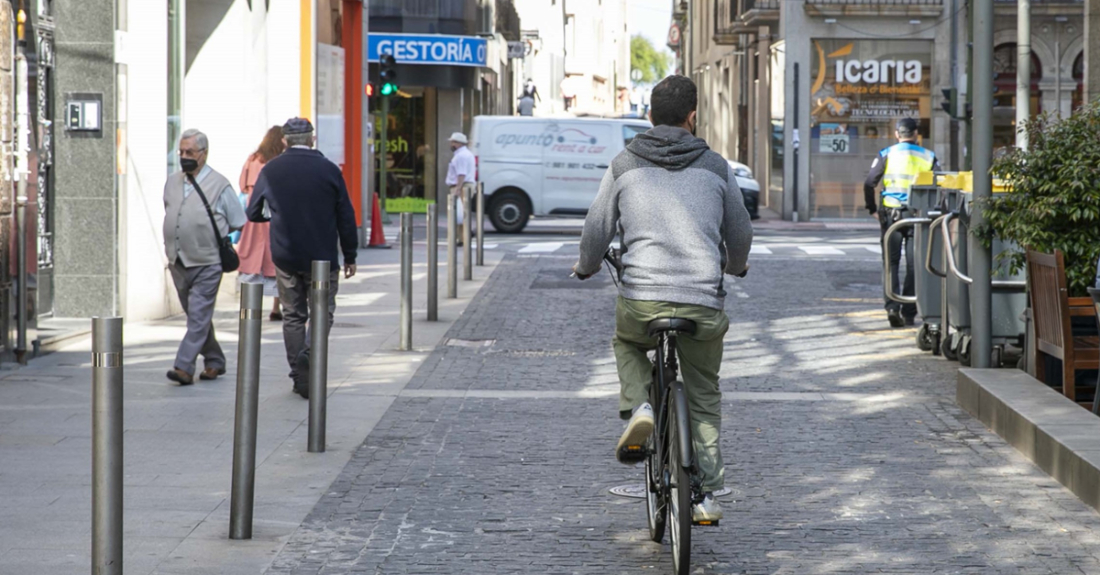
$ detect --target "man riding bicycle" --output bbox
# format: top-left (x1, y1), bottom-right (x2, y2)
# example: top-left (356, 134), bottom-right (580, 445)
top-left (573, 75), bottom-right (753, 522)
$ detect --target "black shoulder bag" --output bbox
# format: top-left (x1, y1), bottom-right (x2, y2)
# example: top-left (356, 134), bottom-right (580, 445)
top-left (186, 173), bottom-right (240, 272)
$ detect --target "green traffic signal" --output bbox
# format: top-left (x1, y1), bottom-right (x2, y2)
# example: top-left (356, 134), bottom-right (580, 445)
top-left (381, 82), bottom-right (398, 96)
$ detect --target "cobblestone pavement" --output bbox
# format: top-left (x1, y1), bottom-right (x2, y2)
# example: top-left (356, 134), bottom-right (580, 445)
top-left (267, 234), bottom-right (1100, 574)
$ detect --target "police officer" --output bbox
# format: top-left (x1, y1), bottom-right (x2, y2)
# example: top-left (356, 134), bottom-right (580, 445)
top-left (864, 117), bottom-right (939, 328)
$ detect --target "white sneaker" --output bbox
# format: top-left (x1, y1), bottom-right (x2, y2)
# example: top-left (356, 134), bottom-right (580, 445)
top-left (616, 403), bottom-right (654, 464)
top-left (692, 493), bottom-right (723, 523)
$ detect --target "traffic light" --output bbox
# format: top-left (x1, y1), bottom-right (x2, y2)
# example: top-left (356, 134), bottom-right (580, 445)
top-left (940, 87), bottom-right (957, 118)
top-left (380, 54), bottom-right (399, 96)
top-left (365, 83), bottom-right (375, 97)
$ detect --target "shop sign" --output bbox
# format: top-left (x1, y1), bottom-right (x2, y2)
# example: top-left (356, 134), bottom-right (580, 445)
top-left (385, 197), bottom-right (434, 214)
top-left (369, 33), bottom-right (488, 68)
top-left (818, 123), bottom-right (849, 154)
top-left (507, 41), bottom-right (525, 59)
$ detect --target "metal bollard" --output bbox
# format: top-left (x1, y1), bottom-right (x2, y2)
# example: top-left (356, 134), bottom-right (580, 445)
top-left (427, 203), bottom-right (439, 321)
top-left (92, 317), bottom-right (123, 575)
top-left (463, 186), bottom-right (473, 281)
top-left (447, 192), bottom-right (457, 299)
top-left (230, 283), bottom-right (263, 540)
top-left (476, 182), bottom-right (485, 267)
top-left (399, 213), bottom-right (413, 350)
top-left (308, 260), bottom-right (330, 453)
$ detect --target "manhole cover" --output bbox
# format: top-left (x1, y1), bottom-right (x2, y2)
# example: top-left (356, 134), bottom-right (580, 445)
top-left (609, 484), bottom-right (736, 499)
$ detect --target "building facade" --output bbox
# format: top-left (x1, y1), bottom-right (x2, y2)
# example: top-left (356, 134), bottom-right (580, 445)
top-left (680, 0), bottom-right (1085, 221)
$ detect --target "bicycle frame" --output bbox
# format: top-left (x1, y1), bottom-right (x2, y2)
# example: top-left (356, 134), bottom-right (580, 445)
top-left (653, 332), bottom-right (696, 474)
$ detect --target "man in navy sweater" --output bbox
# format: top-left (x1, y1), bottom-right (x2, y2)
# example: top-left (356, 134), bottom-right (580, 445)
top-left (247, 118), bottom-right (359, 398)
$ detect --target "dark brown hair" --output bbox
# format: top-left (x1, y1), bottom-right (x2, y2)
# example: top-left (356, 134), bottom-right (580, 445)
top-left (254, 125), bottom-right (286, 163)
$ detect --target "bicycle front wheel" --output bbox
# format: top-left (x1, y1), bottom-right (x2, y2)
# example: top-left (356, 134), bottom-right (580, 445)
top-left (645, 434), bottom-right (666, 543)
top-left (667, 396), bottom-right (692, 575)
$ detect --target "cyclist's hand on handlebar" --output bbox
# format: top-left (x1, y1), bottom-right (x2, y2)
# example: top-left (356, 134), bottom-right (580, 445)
top-left (571, 263), bottom-right (593, 280)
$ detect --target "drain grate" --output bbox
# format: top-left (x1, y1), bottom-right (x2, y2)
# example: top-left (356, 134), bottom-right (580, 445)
top-left (609, 484), bottom-right (736, 499)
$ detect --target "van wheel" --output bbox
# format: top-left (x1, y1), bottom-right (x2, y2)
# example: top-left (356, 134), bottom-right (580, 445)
top-left (489, 191), bottom-right (531, 233)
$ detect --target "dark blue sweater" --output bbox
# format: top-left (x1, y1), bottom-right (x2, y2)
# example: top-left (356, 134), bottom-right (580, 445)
top-left (247, 148), bottom-right (358, 273)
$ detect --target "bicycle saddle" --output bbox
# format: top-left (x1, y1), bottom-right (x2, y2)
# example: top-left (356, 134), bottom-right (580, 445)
top-left (647, 318), bottom-right (697, 337)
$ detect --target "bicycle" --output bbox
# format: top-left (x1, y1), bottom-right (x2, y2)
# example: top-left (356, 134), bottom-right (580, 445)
top-left (579, 248), bottom-right (726, 575)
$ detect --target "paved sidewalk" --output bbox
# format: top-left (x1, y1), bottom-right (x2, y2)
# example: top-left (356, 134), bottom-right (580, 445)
top-left (266, 250), bottom-right (1100, 574)
top-left (0, 230), bottom-right (500, 575)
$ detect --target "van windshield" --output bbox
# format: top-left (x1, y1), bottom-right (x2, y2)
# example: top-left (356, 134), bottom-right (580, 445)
top-left (623, 125), bottom-right (648, 146)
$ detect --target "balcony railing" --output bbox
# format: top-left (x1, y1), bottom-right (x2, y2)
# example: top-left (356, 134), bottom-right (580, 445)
top-left (805, 0), bottom-right (944, 16)
top-left (714, 0), bottom-right (778, 43)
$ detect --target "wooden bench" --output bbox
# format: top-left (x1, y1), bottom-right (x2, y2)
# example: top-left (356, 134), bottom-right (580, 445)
top-left (1026, 249), bottom-right (1099, 406)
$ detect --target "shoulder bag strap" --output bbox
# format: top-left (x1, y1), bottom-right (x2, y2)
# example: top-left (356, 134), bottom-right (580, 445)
top-left (185, 173), bottom-right (226, 243)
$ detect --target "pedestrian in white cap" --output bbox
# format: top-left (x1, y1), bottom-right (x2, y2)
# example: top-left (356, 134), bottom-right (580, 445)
top-left (446, 131), bottom-right (475, 244)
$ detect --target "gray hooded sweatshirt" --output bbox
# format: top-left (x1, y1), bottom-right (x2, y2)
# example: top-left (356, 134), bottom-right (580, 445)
top-left (576, 125), bottom-right (753, 310)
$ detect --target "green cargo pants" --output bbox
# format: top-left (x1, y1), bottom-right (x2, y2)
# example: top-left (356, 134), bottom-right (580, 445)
top-left (613, 296), bottom-right (729, 492)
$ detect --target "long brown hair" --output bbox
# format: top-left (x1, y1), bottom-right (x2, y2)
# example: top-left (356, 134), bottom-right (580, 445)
top-left (254, 125), bottom-right (286, 163)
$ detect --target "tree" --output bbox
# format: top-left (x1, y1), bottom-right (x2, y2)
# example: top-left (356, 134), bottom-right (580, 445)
top-left (978, 99), bottom-right (1100, 296)
top-left (631, 34), bottom-right (670, 85)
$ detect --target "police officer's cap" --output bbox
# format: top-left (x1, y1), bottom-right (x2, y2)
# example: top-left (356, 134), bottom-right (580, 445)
top-left (896, 117), bottom-right (918, 136)
top-left (282, 117), bottom-right (314, 135)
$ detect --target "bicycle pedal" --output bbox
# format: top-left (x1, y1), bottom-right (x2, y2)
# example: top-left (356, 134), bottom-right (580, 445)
top-left (616, 445), bottom-right (647, 464)
top-left (692, 519), bottom-right (720, 527)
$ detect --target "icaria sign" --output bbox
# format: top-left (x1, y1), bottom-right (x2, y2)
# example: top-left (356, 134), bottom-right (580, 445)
top-left (368, 33), bottom-right (488, 68)
top-left (834, 59), bottom-right (922, 84)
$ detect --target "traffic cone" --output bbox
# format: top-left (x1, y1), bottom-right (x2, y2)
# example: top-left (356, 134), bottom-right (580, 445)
top-left (367, 192), bottom-right (391, 249)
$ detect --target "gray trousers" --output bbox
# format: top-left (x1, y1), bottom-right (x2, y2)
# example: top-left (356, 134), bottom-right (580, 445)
top-left (170, 260), bottom-right (225, 374)
top-left (276, 266), bottom-right (339, 379)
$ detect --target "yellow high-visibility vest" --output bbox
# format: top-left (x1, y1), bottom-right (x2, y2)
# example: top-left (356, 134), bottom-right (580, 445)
top-left (880, 142), bottom-right (936, 208)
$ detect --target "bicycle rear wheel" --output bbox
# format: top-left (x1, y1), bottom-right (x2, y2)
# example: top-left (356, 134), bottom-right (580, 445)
top-left (668, 396), bottom-right (692, 575)
top-left (645, 434), bottom-right (666, 543)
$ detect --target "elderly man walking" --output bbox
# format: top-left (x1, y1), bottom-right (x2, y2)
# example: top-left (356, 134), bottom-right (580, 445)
top-left (447, 132), bottom-right (476, 242)
top-left (163, 129), bottom-right (246, 385)
top-left (247, 118), bottom-right (359, 398)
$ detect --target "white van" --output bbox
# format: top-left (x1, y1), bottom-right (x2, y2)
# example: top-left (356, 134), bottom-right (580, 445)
top-left (470, 116), bottom-right (652, 233)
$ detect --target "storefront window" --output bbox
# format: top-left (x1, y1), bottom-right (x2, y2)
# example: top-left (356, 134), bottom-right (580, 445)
top-left (373, 88), bottom-right (430, 211)
top-left (992, 43), bottom-right (1041, 152)
top-left (809, 39), bottom-right (932, 219)
top-left (1072, 51), bottom-right (1084, 114)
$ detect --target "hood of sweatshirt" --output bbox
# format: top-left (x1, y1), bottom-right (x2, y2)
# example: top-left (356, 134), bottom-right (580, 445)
top-left (625, 125), bottom-right (710, 170)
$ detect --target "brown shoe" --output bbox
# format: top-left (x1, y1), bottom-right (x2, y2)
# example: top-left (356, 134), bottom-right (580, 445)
top-left (199, 367), bottom-right (226, 381)
top-left (167, 368), bottom-right (194, 386)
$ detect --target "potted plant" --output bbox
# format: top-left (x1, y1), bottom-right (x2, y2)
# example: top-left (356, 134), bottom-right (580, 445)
top-left (978, 99), bottom-right (1100, 297)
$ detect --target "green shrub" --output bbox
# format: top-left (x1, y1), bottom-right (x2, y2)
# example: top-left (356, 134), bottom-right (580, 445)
top-left (978, 99), bottom-right (1100, 297)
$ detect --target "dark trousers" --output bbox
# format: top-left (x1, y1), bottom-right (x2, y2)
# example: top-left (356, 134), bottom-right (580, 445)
top-left (880, 214), bottom-right (916, 318)
top-left (276, 266), bottom-right (339, 380)
top-left (170, 260), bottom-right (226, 375)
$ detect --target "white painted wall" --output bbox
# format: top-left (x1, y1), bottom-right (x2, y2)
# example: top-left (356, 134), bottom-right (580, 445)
top-left (119, 0), bottom-right (303, 321)
top-left (121, 0), bottom-right (174, 321)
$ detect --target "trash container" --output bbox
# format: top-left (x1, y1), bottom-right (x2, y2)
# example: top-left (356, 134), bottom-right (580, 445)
top-left (882, 171), bottom-right (944, 354)
top-left (936, 173), bottom-right (1027, 366)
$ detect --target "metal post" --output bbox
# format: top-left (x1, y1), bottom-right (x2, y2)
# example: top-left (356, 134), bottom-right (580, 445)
top-left (476, 182), bottom-right (485, 266)
top-left (463, 186), bottom-right (472, 281)
top-left (1016, 0), bottom-right (1031, 150)
top-left (447, 192), bottom-right (457, 299)
top-left (427, 203), bottom-right (439, 320)
top-left (308, 260), bottom-right (330, 453)
top-left (230, 283), bottom-right (262, 540)
top-left (791, 62), bottom-right (800, 222)
top-left (92, 317), bottom-right (123, 575)
top-left (971, 0), bottom-right (994, 368)
top-left (15, 47), bottom-right (28, 363)
top-left (399, 213), bottom-right (413, 350)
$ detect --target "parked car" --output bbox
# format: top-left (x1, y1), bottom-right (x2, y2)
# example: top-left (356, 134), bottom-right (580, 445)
top-left (728, 159), bottom-right (761, 220)
top-left (471, 116), bottom-right (651, 233)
